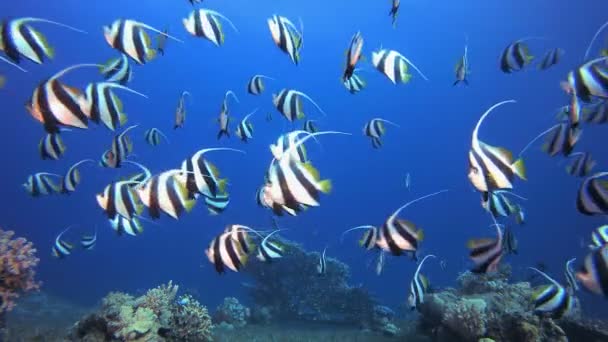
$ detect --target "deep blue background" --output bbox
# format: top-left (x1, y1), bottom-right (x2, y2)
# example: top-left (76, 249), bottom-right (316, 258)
top-left (1, 0), bottom-right (607, 318)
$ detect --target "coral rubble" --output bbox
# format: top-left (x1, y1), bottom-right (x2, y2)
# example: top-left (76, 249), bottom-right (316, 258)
top-left (69, 281), bottom-right (213, 341)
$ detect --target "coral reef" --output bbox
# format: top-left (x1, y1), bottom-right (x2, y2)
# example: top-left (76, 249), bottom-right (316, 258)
top-left (213, 297), bottom-right (250, 328)
top-left (69, 281), bottom-right (213, 341)
top-left (416, 264), bottom-right (581, 341)
top-left (244, 238), bottom-right (393, 332)
top-left (0, 229), bottom-right (41, 313)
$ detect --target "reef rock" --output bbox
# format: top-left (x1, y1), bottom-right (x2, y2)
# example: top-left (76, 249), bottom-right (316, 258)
top-left (213, 297), bottom-right (250, 328)
top-left (69, 281), bottom-right (213, 341)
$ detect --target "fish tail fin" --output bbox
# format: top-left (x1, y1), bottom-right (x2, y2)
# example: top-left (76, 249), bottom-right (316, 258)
top-left (512, 158), bottom-right (526, 180)
top-left (319, 179), bottom-right (332, 194)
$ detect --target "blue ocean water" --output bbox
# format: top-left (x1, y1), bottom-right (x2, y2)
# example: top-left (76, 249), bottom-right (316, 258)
top-left (2, 0), bottom-right (608, 324)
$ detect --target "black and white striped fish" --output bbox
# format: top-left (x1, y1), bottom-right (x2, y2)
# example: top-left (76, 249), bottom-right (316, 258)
top-left (577, 172), bottom-right (608, 216)
top-left (188, 0), bottom-right (202, 5)
top-left (468, 100), bottom-right (526, 193)
top-left (100, 125), bottom-right (137, 168)
top-left (408, 254), bottom-right (435, 310)
top-left (52, 226), bottom-right (74, 258)
top-left (235, 109), bottom-right (257, 142)
top-left (467, 224), bottom-right (504, 274)
top-left (181, 147), bottom-right (244, 199)
top-left (342, 31), bottom-right (363, 82)
top-left (582, 101), bottom-right (608, 124)
top-left (566, 152), bottom-right (596, 177)
top-left (39, 133), bottom-right (66, 160)
top-left (183, 9), bottom-right (238, 46)
top-left (23, 172), bottom-right (61, 196)
top-left (110, 215), bottom-right (144, 236)
top-left (269, 131), bottom-right (310, 163)
top-left (363, 118), bottom-right (399, 149)
top-left (590, 225), bottom-right (608, 250)
top-left (273, 89), bottom-right (326, 122)
top-left (144, 128), bottom-right (169, 146)
top-left (454, 38), bottom-right (470, 86)
top-left (174, 91), bottom-right (191, 129)
top-left (541, 123), bottom-right (581, 157)
top-left (97, 180), bottom-right (144, 220)
top-left (317, 247), bottom-right (327, 275)
top-left (137, 170), bottom-right (195, 220)
top-left (256, 230), bottom-right (285, 263)
top-left (343, 73), bottom-right (366, 94)
top-left (499, 39), bottom-right (534, 73)
top-left (503, 226), bottom-right (518, 255)
top-left (103, 19), bottom-right (181, 64)
top-left (80, 228), bottom-right (97, 250)
top-left (303, 120), bottom-right (318, 133)
top-left (561, 57), bottom-right (608, 127)
top-left (267, 15), bottom-right (303, 65)
top-left (388, 0), bottom-right (400, 27)
top-left (529, 267), bottom-right (573, 318)
top-left (26, 64), bottom-right (95, 134)
top-left (217, 90), bottom-right (238, 139)
top-left (100, 54), bottom-right (132, 85)
top-left (565, 258), bottom-right (579, 293)
top-left (84, 82), bottom-right (147, 131)
top-left (482, 190), bottom-right (526, 221)
top-left (206, 225), bottom-right (255, 273)
top-left (371, 49), bottom-right (429, 84)
top-left (247, 75), bottom-right (273, 95)
top-left (61, 159), bottom-right (95, 194)
top-left (0, 17), bottom-right (85, 65)
top-left (204, 193), bottom-right (230, 215)
top-left (577, 244), bottom-right (608, 298)
top-left (538, 48), bottom-right (563, 71)
top-left (377, 191), bottom-right (447, 258)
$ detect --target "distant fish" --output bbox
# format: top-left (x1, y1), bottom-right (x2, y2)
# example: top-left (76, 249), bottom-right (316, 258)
top-left (541, 123), bottom-right (581, 157)
top-left (39, 133), bottom-right (66, 160)
top-left (174, 91), bottom-right (191, 129)
top-left (388, 0), bottom-right (400, 27)
top-left (405, 173), bottom-right (411, 190)
top-left (565, 258), bottom-right (579, 293)
top-left (247, 75), bottom-right (274, 95)
top-left (582, 101), bottom-right (608, 124)
top-left (467, 100), bottom-right (526, 194)
top-left (273, 89), bottom-right (326, 122)
top-left (218, 90), bottom-right (239, 139)
top-left (317, 247), bottom-right (327, 275)
top-left (0, 17), bottom-right (85, 65)
top-left (342, 31), bottom-right (364, 82)
top-left (156, 28), bottom-right (169, 55)
top-left (408, 254), bottom-right (435, 311)
top-left (188, 0), bottom-right (202, 5)
top-left (183, 9), bottom-right (238, 46)
top-left (61, 159), bottom-right (95, 194)
top-left (499, 39), bottom-right (535, 73)
top-left (454, 36), bottom-right (470, 86)
top-left (577, 243), bottom-right (608, 298)
top-left (80, 228), bottom-right (97, 250)
top-left (467, 224), bottom-right (504, 274)
top-left (375, 250), bottom-right (386, 275)
top-left (529, 267), bottom-right (573, 318)
top-left (590, 225), bottom-right (608, 250)
top-left (256, 230), bottom-right (285, 263)
top-left (576, 172), bottom-right (608, 216)
top-left (235, 109), bottom-right (257, 142)
top-left (343, 73), bottom-right (366, 94)
top-left (561, 57), bottom-right (608, 127)
top-left (23, 172), bottom-right (61, 197)
top-left (267, 15), bottom-right (303, 65)
top-left (482, 190), bottom-right (526, 222)
top-left (266, 112), bottom-right (272, 122)
top-left (144, 128), bottom-right (170, 146)
top-left (84, 82), bottom-right (148, 131)
top-left (136, 170), bottom-right (195, 220)
top-left (52, 226), bottom-right (74, 258)
top-left (503, 226), bottom-right (518, 255)
top-left (100, 54), bottom-right (132, 85)
top-left (363, 118), bottom-right (399, 149)
top-left (100, 125), bottom-right (137, 168)
top-left (372, 49), bottom-right (429, 84)
top-left (303, 120), bottom-right (318, 134)
top-left (377, 190), bottom-right (448, 258)
top-left (538, 48), bottom-right (564, 71)
top-left (566, 152), bottom-right (596, 177)
top-left (103, 19), bottom-right (181, 64)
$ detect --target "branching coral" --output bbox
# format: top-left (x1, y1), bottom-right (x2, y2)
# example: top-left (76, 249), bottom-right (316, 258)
top-left (0, 229), bottom-right (40, 313)
top-left (170, 295), bottom-right (213, 341)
